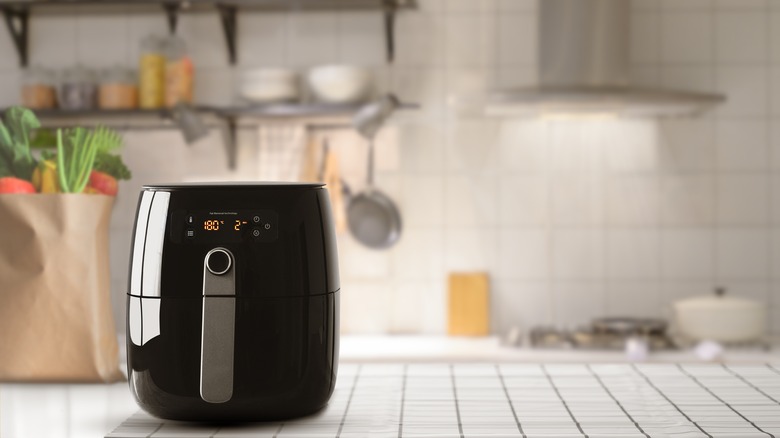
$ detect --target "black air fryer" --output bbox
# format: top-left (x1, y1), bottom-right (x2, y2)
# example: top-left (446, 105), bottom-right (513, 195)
top-left (126, 183), bottom-right (339, 421)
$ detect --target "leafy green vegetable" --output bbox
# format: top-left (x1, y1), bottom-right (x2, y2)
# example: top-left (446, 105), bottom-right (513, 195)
top-left (56, 125), bottom-right (127, 192)
top-left (30, 128), bottom-right (58, 149)
top-left (0, 106), bottom-right (39, 180)
top-left (92, 126), bottom-right (122, 155)
top-left (94, 153), bottom-right (132, 180)
top-left (57, 127), bottom-right (99, 193)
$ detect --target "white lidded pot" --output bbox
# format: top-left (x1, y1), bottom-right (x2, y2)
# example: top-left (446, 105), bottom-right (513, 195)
top-left (673, 287), bottom-right (765, 343)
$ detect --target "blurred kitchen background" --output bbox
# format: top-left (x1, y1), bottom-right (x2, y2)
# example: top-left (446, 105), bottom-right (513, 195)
top-left (2, 0), bottom-right (778, 348)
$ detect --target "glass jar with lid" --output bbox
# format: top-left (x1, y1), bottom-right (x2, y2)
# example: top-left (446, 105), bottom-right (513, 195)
top-left (59, 65), bottom-right (98, 110)
top-left (163, 35), bottom-right (193, 108)
top-left (21, 67), bottom-right (57, 109)
top-left (139, 35), bottom-right (166, 109)
top-left (99, 66), bottom-right (138, 109)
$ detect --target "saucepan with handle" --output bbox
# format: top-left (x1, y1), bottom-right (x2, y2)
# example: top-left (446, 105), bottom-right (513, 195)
top-left (347, 94), bottom-right (402, 249)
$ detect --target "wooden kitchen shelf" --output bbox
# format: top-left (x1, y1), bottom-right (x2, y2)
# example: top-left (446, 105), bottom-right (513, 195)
top-left (0, 0), bottom-right (416, 66)
top-left (24, 101), bottom-right (420, 169)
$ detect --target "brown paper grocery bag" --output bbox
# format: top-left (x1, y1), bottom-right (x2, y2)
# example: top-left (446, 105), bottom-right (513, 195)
top-left (0, 194), bottom-right (123, 382)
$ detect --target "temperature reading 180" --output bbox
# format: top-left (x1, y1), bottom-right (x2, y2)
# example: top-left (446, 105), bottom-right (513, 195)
top-left (203, 220), bottom-right (224, 231)
top-left (234, 220), bottom-right (248, 231)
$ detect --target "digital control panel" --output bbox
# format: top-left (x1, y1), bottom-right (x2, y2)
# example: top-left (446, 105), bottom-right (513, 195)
top-left (170, 209), bottom-right (279, 243)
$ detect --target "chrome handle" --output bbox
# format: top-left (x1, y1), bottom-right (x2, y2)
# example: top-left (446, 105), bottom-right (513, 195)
top-left (200, 247), bottom-right (236, 404)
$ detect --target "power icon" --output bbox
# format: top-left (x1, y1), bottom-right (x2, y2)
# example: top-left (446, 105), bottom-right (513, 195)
top-left (264, 223), bottom-right (271, 230)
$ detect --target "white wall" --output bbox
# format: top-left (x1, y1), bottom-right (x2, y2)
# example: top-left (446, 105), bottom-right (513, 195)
top-left (5, 0), bottom-right (779, 336)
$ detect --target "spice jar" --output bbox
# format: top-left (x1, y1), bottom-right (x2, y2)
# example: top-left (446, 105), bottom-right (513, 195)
top-left (21, 67), bottom-right (57, 109)
top-left (139, 35), bottom-right (166, 109)
top-left (99, 67), bottom-right (138, 109)
top-left (59, 66), bottom-right (98, 110)
top-left (163, 35), bottom-right (194, 108)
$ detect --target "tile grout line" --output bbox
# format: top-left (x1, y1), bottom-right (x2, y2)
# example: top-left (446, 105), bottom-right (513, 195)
top-left (676, 364), bottom-right (773, 438)
top-left (146, 422), bottom-right (163, 438)
top-left (494, 364), bottom-right (526, 438)
top-left (397, 364), bottom-right (407, 438)
top-left (722, 364), bottom-right (780, 406)
top-left (630, 363), bottom-right (712, 438)
top-left (585, 364), bottom-right (650, 438)
top-left (335, 365), bottom-right (362, 438)
top-left (540, 364), bottom-right (587, 438)
top-left (271, 422), bottom-right (284, 438)
top-left (449, 364), bottom-right (464, 438)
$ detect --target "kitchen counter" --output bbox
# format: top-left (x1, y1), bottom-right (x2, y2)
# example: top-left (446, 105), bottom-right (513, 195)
top-left (340, 335), bottom-right (780, 364)
top-left (2, 336), bottom-right (779, 438)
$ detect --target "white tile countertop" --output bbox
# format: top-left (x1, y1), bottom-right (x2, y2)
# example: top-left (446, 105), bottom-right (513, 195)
top-left (2, 336), bottom-right (779, 438)
top-left (339, 336), bottom-right (780, 364)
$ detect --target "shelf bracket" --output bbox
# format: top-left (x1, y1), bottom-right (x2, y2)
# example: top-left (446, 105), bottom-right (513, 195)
top-left (383, 4), bottom-right (396, 63)
top-left (217, 4), bottom-right (237, 65)
top-left (1, 7), bottom-right (29, 67)
top-left (162, 2), bottom-right (180, 34)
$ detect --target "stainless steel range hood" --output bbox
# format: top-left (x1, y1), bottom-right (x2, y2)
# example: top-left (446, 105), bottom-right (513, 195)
top-left (478, 0), bottom-right (724, 118)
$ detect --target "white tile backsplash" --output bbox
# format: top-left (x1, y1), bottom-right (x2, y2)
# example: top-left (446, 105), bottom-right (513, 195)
top-left (716, 66), bottom-right (769, 117)
top-left (715, 11), bottom-right (767, 63)
top-left (12, 3), bottom-right (780, 335)
top-left (715, 120), bottom-right (768, 171)
top-left (604, 174), bottom-right (661, 226)
top-left (716, 229), bottom-right (770, 279)
top-left (660, 174), bottom-right (715, 226)
top-left (496, 228), bottom-right (549, 280)
top-left (237, 12), bottom-right (288, 67)
top-left (551, 229), bottom-right (605, 280)
top-left (631, 12), bottom-right (660, 65)
top-left (497, 13), bottom-right (536, 67)
top-left (660, 229), bottom-right (715, 280)
top-left (661, 12), bottom-right (713, 64)
top-left (716, 174), bottom-right (770, 225)
top-left (497, 174), bottom-right (549, 226)
top-left (606, 229), bottom-right (661, 280)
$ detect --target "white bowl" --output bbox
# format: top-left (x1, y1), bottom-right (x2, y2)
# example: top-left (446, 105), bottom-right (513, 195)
top-left (240, 68), bottom-right (300, 103)
top-left (306, 65), bottom-right (373, 104)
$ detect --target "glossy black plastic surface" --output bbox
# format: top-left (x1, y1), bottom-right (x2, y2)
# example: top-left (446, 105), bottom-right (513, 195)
top-left (127, 184), bottom-right (339, 421)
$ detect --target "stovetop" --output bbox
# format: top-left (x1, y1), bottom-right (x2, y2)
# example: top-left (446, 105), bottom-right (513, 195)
top-left (107, 363), bottom-right (780, 438)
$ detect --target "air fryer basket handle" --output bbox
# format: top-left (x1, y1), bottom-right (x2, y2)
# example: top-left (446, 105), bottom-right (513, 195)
top-left (200, 248), bottom-right (236, 404)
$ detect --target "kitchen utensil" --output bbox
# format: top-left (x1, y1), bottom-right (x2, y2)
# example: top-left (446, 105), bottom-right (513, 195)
top-left (306, 65), bottom-right (373, 104)
top-left (298, 133), bottom-right (321, 182)
top-left (353, 94), bottom-right (400, 139)
top-left (240, 68), bottom-right (299, 103)
top-left (320, 139), bottom-right (347, 233)
top-left (347, 95), bottom-right (402, 249)
top-left (673, 287), bottom-right (765, 343)
top-left (127, 183), bottom-right (340, 421)
top-left (448, 272), bottom-right (490, 336)
top-left (171, 102), bottom-right (208, 144)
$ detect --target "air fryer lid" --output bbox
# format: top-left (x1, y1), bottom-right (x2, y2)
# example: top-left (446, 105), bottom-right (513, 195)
top-left (129, 182), bottom-right (339, 301)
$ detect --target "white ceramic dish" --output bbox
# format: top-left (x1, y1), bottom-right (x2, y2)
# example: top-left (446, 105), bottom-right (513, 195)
top-left (673, 291), bottom-right (765, 343)
top-left (240, 68), bottom-right (299, 103)
top-left (306, 65), bottom-right (373, 104)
